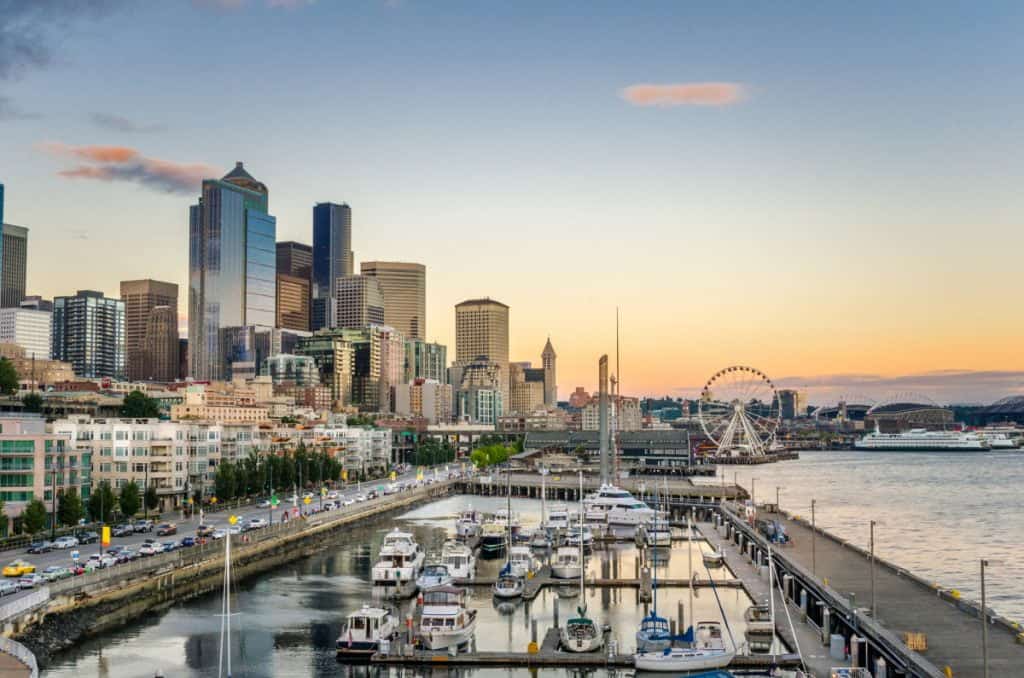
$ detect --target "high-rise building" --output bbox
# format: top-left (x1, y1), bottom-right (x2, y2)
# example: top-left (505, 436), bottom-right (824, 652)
top-left (121, 279), bottom-right (179, 382)
top-left (509, 362), bottom-right (545, 414)
top-left (51, 290), bottom-right (125, 379)
top-left (0, 307), bottom-right (51, 359)
top-left (296, 325), bottom-right (403, 412)
top-left (454, 297), bottom-right (509, 403)
top-left (312, 202), bottom-right (353, 331)
top-left (361, 261), bottom-right (426, 340)
top-left (276, 241), bottom-right (313, 279)
top-left (336, 275), bottom-right (384, 329)
top-left (404, 339), bottom-right (447, 383)
top-left (542, 338), bottom-right (557, 407)
top-left (188, 162), bottom-right (276, 380)
top-left (1, 223), bottom-right (27, 308)
top-left (276, 273), bottom-right (310, 331)
top-left (0, 183), bottom-right (5, 286)
top-left (777, 389), bottom-right (808, 420)
top-left (20, 296), bottom-right (52, 312)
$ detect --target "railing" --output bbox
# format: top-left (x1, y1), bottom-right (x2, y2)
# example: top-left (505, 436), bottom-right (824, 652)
top-left (0, 587), bottom-right (49, 623)
top-left (0, 636), bottom-right (38, 676)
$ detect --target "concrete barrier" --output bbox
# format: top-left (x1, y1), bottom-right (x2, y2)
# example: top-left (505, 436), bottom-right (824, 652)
top-left (0, 636), bottom-right (37, 676)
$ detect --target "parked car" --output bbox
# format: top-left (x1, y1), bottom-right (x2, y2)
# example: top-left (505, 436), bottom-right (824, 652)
top-left (211, 530), bottom-right (227, 540)
top-left (196, 524), bottom-right (216, 538)
top-left (179, 536), bottom-right (197, 548)
top-left (75, 531), bottom-right (99, 544)
top-left (0, 580), bottom-right (19, 596)
top-left (161, 541), bottom-right (179, 552)
top-left (156, 523), bottom-right (177, 536)
top-left (41, 566), bottom-right (72, 581)
top-left (246, 518), bottom-right (269, 530)
top-left (53, 536), bottom-right (79, 549)
top-left (139, 543), bottom-right (160, 556)
top-left (26, 541), bottom-right (52, 554)
top-left (3, 560), bottom-right (35, 577)
top-left (112, 524), bottom-right (134, 537)
top-left (133, 520), bottom-right (154, 533)
top-left (18, 573), bottom-right (45, 589)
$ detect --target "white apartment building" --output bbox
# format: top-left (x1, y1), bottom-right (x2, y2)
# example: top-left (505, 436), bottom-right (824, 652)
top-left (0, 307), bottom-right (51, 360)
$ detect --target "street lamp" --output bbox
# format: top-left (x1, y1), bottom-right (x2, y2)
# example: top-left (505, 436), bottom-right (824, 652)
top-left (776, 486), bottom-right (782, 512)
top-left (811, 498), bottom-right (817, 577)
top-left (144, 460), bottom-right (150, 521)
top-left (50, 460), bottom-right (58, 540)
top-left (870, 520), bottom-right (877, 618)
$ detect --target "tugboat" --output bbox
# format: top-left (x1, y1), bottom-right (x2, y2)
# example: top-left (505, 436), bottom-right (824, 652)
top-left (336, 605), bottom-right (398, 657)
top-left (441, 540), bottom-right (476, 581)
top-left (371, 529), bottom-right (425, 598)
top-left (419, 585), bottom-right (478, 651)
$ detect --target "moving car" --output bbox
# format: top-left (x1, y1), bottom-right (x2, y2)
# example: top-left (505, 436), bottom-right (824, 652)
top-left (156, 523), bottom-right (177, 536)
top-left (41, 566), bottom-right (72, 581)
top-left (53, 536), bottom-right (79, 549)
top-left (134, 520), bottom-right (154, 533)
top-left (161, 541), bottom-right (179, 552)
top-left (0, 580), bottom-right (18, 596)
top-left (256, 499), bottom-right (272, 509)
top-left (139, 542), bottom-right (161, 556)
top-left (75, 531), bottom-right (99, 544)
top-left (112, 524), bottom-right (134, 537)
top-left (211, 530), bottom-right (227, 540)
top-left (196, 524), bottom-right (216, 538)
top-left (246, 518), bottom-right (269, 530)
top-left (179, 536), bottom-right (197, 548)
top-left (342, 498), bottom-right (355, 507)
top-left (3, 560), bottom-right (35, 577)
top-left (26, 541), bottom-right (52, 554)
top-left (18, 573), bottom-right (45, 589)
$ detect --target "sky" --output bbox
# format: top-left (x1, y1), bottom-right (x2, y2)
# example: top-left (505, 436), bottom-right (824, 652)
top-left (1, 1), bottom-right (1022, 405)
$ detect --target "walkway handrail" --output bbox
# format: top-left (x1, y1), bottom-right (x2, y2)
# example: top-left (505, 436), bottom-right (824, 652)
top-left (0, 636), bottom-right (38, 677)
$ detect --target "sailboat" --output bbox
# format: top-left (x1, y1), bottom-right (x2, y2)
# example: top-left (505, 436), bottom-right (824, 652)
top-left (636, 486), bottom-right (678, 653)
top-left (560, 471), bottom-right (604, 653)
top-left (492, 470), bottom-right (524, 599)
top-left (530, 469), bottom-right (552, 550)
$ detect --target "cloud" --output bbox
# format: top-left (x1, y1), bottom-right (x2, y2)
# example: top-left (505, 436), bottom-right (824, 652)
top-left (620, 82), bottom-right (745, 107)
top-left (90, 112), bottom-right (167, 134)
top-left (40, 140), bottom-right (218, 194)
top-left (0, 0), bottom-right (124, 80)
top-left (0, 96), bottom-right (41, 121)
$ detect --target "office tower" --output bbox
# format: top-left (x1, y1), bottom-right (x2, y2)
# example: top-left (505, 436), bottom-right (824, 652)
top-left (0, 183), bottom-right (4, 286)
top-left (336, 275), bottom-right (384, 329)
top-left (404, 339), bottom-right (447, 383)
top-left (509, 363), bottom-right (544, 414)
top-left (454, 297), bottom-right (509, 406)
top-left (778, 389), bottom-right (808, 420)
top-left (178, 339), bottom-right (188, 380)
top-left (1, 223), bottom-right (27, 308)
top-left (0, 307), bottom-right (51, 359)
top-left (51, 290), bottom-right (125, 379)
top-left (121, 279), bottom-right (179, 381)
top-left (276, 241), bottom-right (313, 279)
top-left (20, 296), bottom-right (52, 312)
top-left (311, 202), bottom-right (353, 331)
top-left (276, 273), bottom-right (310, 331)
top-left (361, 261), bottom-right (426, 340)
top-left (296, 325), bottom-right (402, 411)
top-left (542, 338), bottom-right (557, 407)
top-left (188, 162), bottom-right (276, 380)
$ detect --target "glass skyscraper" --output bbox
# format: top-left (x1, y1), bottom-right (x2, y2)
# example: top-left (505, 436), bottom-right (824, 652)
top-left (188, 163), bottom-right (277, 380)
top-left (312, 202), bottom-right (353, 331)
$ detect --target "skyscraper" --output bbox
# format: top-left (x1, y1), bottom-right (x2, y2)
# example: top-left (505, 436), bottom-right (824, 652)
top-left (454, 298), bottom-right (510, 413)
top-left (188, 162), bottom-right (276, 380)
top-left (312, 202), bottom-right (353, 331)
top-left (0, 307), bottom-right (50, 359)
top-left (336, 275), bottom-right (385, 329)
top-left (0, 223), bottom-right (27, 308)
top-left (404, 339), bottom-right (447, 383)
top-left (121, 279), bottom-right (179, 381)
top-left (0, 183), bottom-right (7, 306)
top-left (361, 261), bottom-right (426, 340)
top-left (276, 241), bottom-right (313, 279)
top-left (542, 337), bottom-right (557, 407)
top-left (276, 273), bottom-right (310, 331)
top-left (51, 290), bottom-right (125, 379)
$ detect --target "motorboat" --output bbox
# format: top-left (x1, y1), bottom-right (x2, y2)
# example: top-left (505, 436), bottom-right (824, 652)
top-left (744, 603), bottom-right (774, 635)
top-left (441, 540), bottom-right (476, 581)
top-left (418, 585), bottom-right (478, 650)
top-left (493, 509), bottom-right (520, 536)
top-left (633, 621), bottom-right (736, 671)
top-left (550, 545), bottom-right (582, 580)
top-left (492, 571), bottom-right (524, 599)
top-left (565, 525), bottom-right (594, 550)
top-left (508, 546), bottom-right (538, 578)
top-left (416, 563), bottom-right (454, 590)
top-left (544, 503), bottom-right (572, 532)
top-left (371, 529), bottom-right (425, 597)
top-left (336, 605), bottom-right (397, 657)
top-left (703, 546), bottom-right (725, 568)
top-left (455, 508), bottom-right (483, 540)
top-left (645, 516), bottom-right (672, 547)
top-left (479, 522), bottom-right (507, 559)
top-left (560, 471), bottom-right (605, 653)
top-left (529, 528), bottom-right (552, 550)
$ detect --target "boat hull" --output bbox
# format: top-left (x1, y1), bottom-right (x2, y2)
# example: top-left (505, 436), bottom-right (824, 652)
top-left (633, 648), bottom-right (736, 671)
top-left (551, 565), bottom-right (582, 580)
top-left (420, 617), bottom-right (476, 650)
top-left (560, 626), bottom-right (605, 653)
top-left (335, 640), bottom-right (381, 658)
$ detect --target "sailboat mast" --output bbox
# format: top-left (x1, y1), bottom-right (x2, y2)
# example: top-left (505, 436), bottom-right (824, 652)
top-left (506, 470), bottom-right (512, 561)
top-left (578, 471), bottom-right (585, 613)
top-left (687, 510), bottom-right (693, 634)
top-left (226, 534), bottom-right (232, 677)
top-left (768, 543), bottom-right (775, 659)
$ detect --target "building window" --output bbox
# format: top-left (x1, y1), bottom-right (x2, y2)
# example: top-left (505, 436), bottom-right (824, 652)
top-left (115, 447), bottom-right (128, 458)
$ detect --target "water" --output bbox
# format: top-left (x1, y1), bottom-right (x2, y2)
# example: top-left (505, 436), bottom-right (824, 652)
top-left (43, 495), bottom-right (779, 678)
top-left (701, 449), bottom-right (1024, 620)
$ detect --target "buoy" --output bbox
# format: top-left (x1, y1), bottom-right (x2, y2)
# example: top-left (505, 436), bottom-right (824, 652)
top-left (527, 641), bottom-right (538, 654)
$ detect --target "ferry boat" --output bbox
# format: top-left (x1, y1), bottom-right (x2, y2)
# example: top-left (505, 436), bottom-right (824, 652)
top-left (371, 529), bottom-right (425, 596)
top-left (479, 522), bottom-right (507, 559)
top-left (583, 484), bottom-right (656, 527)
top-left (976, 431), bottom-right (1020, 449)
top-left (418, 585), bottom-right (478, 650)
top-left (551, 545), bottom-right (582, 579)
top-left (441, 540), bottom-right (476, 581)
top-left (336, 605), bottom-right (397, 657)
top-left (854, 427), bottom-right (990, 452)
top-left (416, 563), bottom-right (454, 590)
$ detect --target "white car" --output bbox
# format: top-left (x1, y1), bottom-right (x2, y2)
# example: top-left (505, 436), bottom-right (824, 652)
top-left (355, 494), bottom-right (367, 503)
top-left (327, 491), bottom-right (339, 500)
top-left (342, 498), bottom-right (355, 507)
top-left (247, 518), bottom-right (269, 530)
top-left (53, 536), bottom-right (79, 549)
top-left (211, 530), bottom-right (227, 540)
top-left (139, 543), bottom-right (160, 556)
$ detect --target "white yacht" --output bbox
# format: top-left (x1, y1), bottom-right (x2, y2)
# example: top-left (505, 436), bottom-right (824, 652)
top-left (371, 529), bottom-right (425, 597)
top-left (565, 525), bottom-right (594, 550)
top-left (855, 427), bottom-right (990, 451)
top-left (441, 540), bottom-right (476, 581)
top-left (584, 484), bottom-right (656, 526)
top-left (455, 508), bottom-right (483, 540)
top-left (336, 605), bottom-right (398, 657)
top-left (544, 504), bottom-right (573, 531)
top-left (416, 563), bottom-right (454, 590)
top-left (419, 585), bottom-right (478, 650)
top-left (550, 545), bottom-right (582, 580)
top-left (508, 545), bottom-right (538, 578)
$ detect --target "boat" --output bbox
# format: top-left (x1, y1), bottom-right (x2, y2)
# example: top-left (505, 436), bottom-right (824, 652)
top-left (977, 431), bottom-right (1020, 449)
top-left (479, 522), bottom-right (507, 559)
top-left (744, 603), bottom-right (774, 635)
top-left (583, 483), bottom-right (656, 527)
top-left (703, 546), bottom-right (724, 568)
top-left (416, 563), bottom-right (454, 590)
top-left (544, 503), bottom-right (572, 532)
top-left (560, 471), bottom-right (605, 653)
top-left (418, 585), bottom-right (477, 650)
top-left (371, 529), bottom-right (425, 597)
top-left (492, 471), bottom-right (524, 599)
top-left (645, 515), bottom-right (672, 547)
top-left (493, 508), bottom-right (520, 536)
top-left (854, 424), bottom-right (990, 452)
top-left (455, 508), bottom-right (482, 540)
top-left (565, 525), bottom-right (594, 550)
top-left (634, 621), bottom-right (736, 671)
top-left (551, 545), bottom-right (582, 580)
top-left (337, 605), bottom-right (398, 657)
top-left (508, 546), bottom-right (538, 578)
top-left (529, 529), bottom-right (552, 550)
top-left (636, 486), bottom-right (678, 654)
top-left (441, 540), bottom-right (476, 581)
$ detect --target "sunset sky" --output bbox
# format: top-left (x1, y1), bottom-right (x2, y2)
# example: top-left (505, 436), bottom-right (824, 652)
top-left (1, 1), bottom-right (1022, 404)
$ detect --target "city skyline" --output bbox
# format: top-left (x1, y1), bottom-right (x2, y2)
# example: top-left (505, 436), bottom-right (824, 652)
top-left (1, 3), bottom-right (1022, 402)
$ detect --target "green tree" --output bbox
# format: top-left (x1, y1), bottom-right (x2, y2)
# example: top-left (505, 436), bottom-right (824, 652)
top-left (22, 498), bottom-right (48, 534)
top-left (22, 392), bottom-right (43, 413)
top-left (0, 499), bottom-right (8, 536)
top-left (57, 488), bottom-right (84, 526)
top-left (121, 390), bottom-right (160, 418)
top-left (214, 462), bottom-right (236, 502)
top-left (145, 484), bottom-right (159, 512)
top-left (0, 358), bottom-right (18, 396)
top-left (88, 481), bottom-right (116, 523)
top-left (119, 480), bottom-right (141, 518)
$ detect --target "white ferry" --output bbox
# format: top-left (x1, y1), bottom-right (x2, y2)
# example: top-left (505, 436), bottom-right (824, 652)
top-left (855, 427), bottom-right (990, 452)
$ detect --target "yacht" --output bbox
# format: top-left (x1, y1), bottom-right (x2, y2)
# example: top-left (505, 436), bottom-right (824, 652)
top-left (584, 484), bottom-right (656, 526)
top-left (855, 426), bottom-right (989, 452)
top-left (371, 529), bottom-right (425, 597)
top-left (479, 522), bottom-right (507, 559)
top-left (441, 540), bottom-right (476, 581)
top-left (493, 509), bottom-right (521, 535)
top-left (418, 585), bottom-right (478, 650)
top-left (507, 545), bottom-right (538, 578)
top-left (544, 504), bottom-right (572, 532)
top-left (529, 528), bottom-right (552, 550)
top-left (634, 621), bottom-right (736, 671)
top-left (565, 525), bottom-right (594, 550)
top-left (455, 508), bottom-right (483, 540)
top-left (551, 545), bottom-right (582, 580)
top-left (416, 563), bottom-right (454, 590)
top-left (337, 605), bottom-right (398, 657)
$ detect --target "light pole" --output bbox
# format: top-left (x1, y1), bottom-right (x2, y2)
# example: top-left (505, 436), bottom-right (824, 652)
top-left (751, 477), bottom-right (758, 508)
top-left (981, 559), bottom-right (990, 678)
top-left (776, 486), bottom-right (782, 512)
top-left (50, 460), bottom-right (58, 540)
top-left (870, 520), bottom-right (876, 617)
top-left (144, 461), bottom-right (150, 521)
top-left (811, 498), bottom-right (817, 577)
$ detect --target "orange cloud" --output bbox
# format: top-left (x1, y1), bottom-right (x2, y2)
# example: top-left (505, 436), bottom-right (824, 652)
top-left (41, 141), bottom-right (139, 163)
top-left (620, 82), bottom-right (745, 107)
top-left (42, 141), bottom-right (217, 194)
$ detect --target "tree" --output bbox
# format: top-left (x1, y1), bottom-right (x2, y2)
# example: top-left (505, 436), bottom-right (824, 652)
top-left (88, 481), bottom-right (116, 523)
top-left (214, 462), bottom-right (236, 502)
top-left (145, 484), bottom-right (159, 512)
top-left (22, 392), bottom-right (43, 413)
top-left (22, 499), bottom-right (48, 535)
top-left (119, 480), bottom-right (141, 518)
top-left (0, 499), bottom-right (8, 536)
top-left (0, 358), bottom-right (18, 396)
top-left (57, 488), bottom-right (83, 527)
top-left (121, 390), bottom-right (160, 418)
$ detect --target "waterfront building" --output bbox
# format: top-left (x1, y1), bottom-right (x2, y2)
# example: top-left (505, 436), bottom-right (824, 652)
top-left (1, 223), bottom-right (27, 308)
top-left (262, 353), bottom-right (319, 386)
top-left (51, 290), bottom-right (126, 379)
top-left (361, 261), bottom-right (426, 340)
top-left (394, 378), bottom-right (453, 424)
top-left (524, 429), bottom-right (691, 470)
top-left (276, 273), bottom-right (310, 331)
top-left (120, 279), bottom-right (179, 382)
top-left (189, 162), bottom-right (276, 380)
top-left (311, 202), bottom-right (353, 331)
top-left (336, 275), bottom-right (385, 329)
top-left (0, 415), bottom-right (89, 528)
top-left (497, 408), bottom-right (571, 432)
top-left (255, 422), bottom-right (393, 474)
top-left (404, 339), bottom-right (447, 383)
top-left (170, 383), bottom-right (270, 423)
top-left (0, 307), bottom-right (50, 360)
top-left (453, 297), bottom-right (509, 403)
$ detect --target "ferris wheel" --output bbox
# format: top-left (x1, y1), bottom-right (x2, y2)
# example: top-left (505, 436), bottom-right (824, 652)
top-left (698, 366), bottom-right (781, 456)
